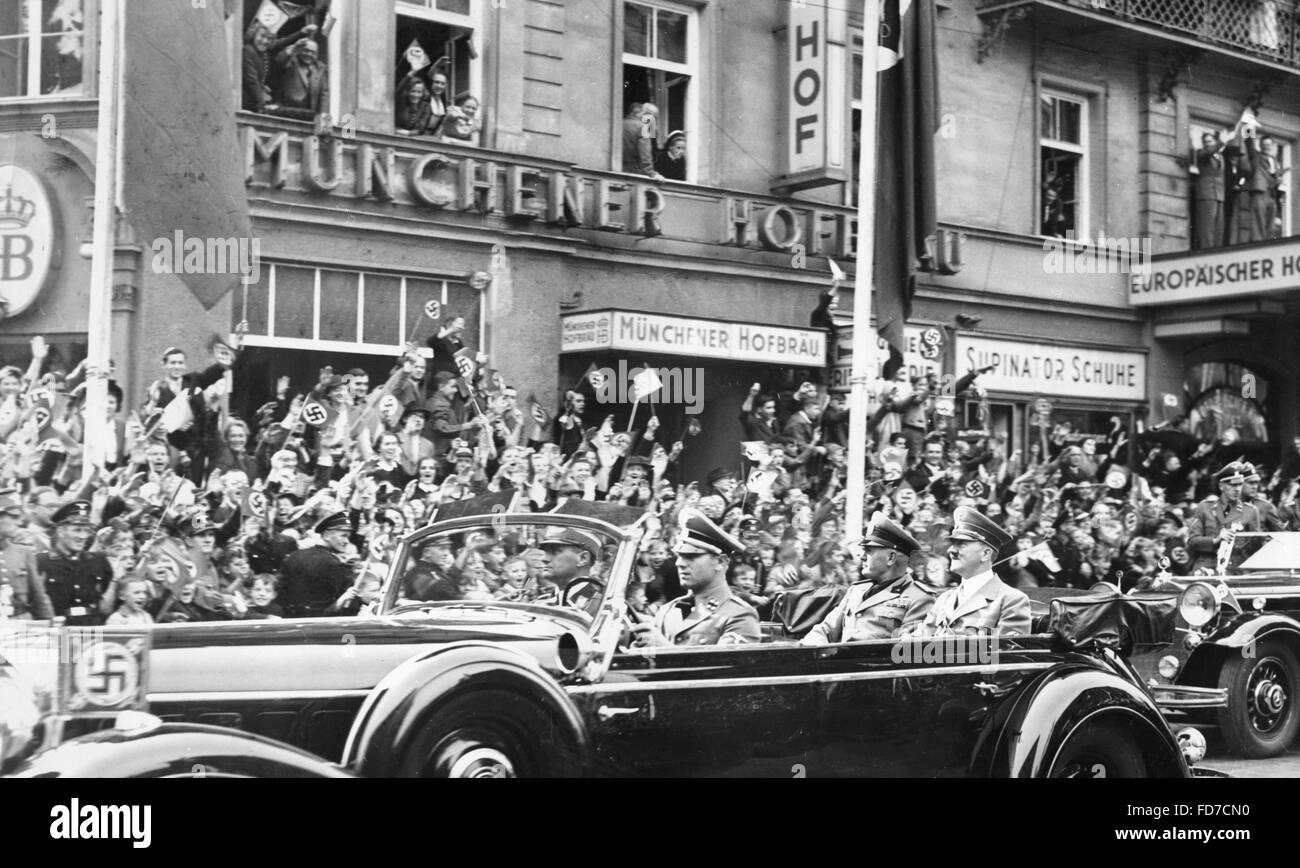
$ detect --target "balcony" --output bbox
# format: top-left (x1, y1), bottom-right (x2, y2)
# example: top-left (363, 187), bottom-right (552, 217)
top-left (978, 0), bottom-right (1300, 73)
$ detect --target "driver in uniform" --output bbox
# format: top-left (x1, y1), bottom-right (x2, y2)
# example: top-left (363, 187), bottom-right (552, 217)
top-left (634, 509), bottom-right (760, 647)
top-left (533, 527), bottom-right (603, 613)
top-left (39, 501), bottom-right (116, 626)
top-left (801, 512), bottom-right (934, 644)
top-left (1186, 463), bottom-right (1261, 572)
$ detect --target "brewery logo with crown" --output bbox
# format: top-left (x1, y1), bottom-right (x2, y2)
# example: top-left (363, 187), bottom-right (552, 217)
top-left (0, 164), bottom-right (58, 319)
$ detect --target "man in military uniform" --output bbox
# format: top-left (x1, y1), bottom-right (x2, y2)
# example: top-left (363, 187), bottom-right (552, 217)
top-left (38, 501), bottom-right (115, 626)
top-left (0, 489), bottom-right (53, 620)
top-left (534, 526), bottom-right (604, 613)
top-left (279, 512), bottom-right (356, 618)
top-left (1186, 462), bottom-right (1261, 572)
top-left (1242, 463), bottom-right (1285, 532)
top-left (734, 516), bottom-right (769, 590)
top-left (635, 509), bottom-right (760, 647)
top-left (801, 512), bottom-right (934, 644)
top-left (903, 506), bottom-right (1031, 637)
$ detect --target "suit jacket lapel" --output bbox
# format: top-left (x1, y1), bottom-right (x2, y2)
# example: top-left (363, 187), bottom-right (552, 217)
top-left (951, 573), bottom-right (998, 621)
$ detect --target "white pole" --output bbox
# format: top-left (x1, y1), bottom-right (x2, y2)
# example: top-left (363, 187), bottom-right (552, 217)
top-left (83, 0), bottom-right (122, 477)
top-left (844, 0), bottom-right (881, 545)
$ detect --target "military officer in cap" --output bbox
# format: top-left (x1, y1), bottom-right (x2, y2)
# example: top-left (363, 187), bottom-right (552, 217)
top-left (634, 509), bottom-right (760, 646)
top-left (903, 506), bottom-right (1031, 637)
top-left (1242, 463), bottom-right (1285, 532)
top-left (0, 489), bottom-right (53, 619)
top-left (801, 512), bottom-right (934, 644)
top-left (1186, 462), bottom-right (1261, 572)
top-left (534, 526), bottom-right (604, 613)
top-left (38, 501), bottom-right (116, 626)
top-left (279, 512), bottom-right (356, 617)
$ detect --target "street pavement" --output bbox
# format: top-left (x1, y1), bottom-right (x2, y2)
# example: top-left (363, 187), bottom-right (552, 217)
top-left (1201, 742), bottom-right (1300, 778)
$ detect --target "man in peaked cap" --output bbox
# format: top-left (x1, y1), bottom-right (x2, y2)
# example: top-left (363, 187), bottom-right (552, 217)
top-left (1242, 462), bottom-right (1286, 532)
top-left (634, 508), bottom-right (760, 647)
top-left (278, 511), bottom-right (356, 618)
top-left (1186, 461), bottom-right (1261, 572)
top-left (801, 512), bottom-right (935, 644)
top-left (0, 488), bottom-right (53, 620)
top-left (903, 506), bottom-right (1031, 637)
top-left (533, 525), bottom-right (603, 610)
top-left (39, 501), bottom-right (115, 625)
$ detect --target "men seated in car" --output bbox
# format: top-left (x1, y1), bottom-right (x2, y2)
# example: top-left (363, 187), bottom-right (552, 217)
top-left (403, 537), bottom-right (459, 601)
top-left (633, 509), bottom-right (761, 647)
top-left (901, 507), bottom-right (1031, 638)
top-left (801, 513), bottom-right (935, 644)
top-left (534, 527), bottom-right (603, 611)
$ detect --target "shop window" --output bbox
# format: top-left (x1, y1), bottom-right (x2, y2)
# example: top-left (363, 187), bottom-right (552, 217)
top-left (1188, 119), bottom-right (1292, 250)
top-left (239, 0), bottom-right (339, 120)
top-left (620, 0), bottom-right (696, 181)
top-left (1185, 362), bottom-right (1270, 444)
top-left (394, 0), bottom-right (482, 141)
top-left (1040, 91), bottom-right (1087, 239)
top-left (0, 0), bottom-right (84, 100)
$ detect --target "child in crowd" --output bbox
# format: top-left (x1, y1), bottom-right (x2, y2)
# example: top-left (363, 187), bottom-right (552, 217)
top-left (107, 578), bottom-right (155, 625)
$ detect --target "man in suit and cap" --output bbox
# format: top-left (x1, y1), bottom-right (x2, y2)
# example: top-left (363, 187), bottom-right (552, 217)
top-left (279, 511), bottom-right (356, 617)
top-left (801, 512), bottom-right (935, 644)
top-left (1186, 462), bottom-right (1261, 572)
top-left (39, 501), bottom-right (116, 626)
top-left (635, 509), bottom-right (760, 646)
top-left (903, 506), bottom-right (1031, 637)
top-left (0, 489), bottom-right (53, 619)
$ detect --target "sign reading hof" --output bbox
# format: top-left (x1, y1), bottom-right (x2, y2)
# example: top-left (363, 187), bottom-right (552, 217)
top-left (561, 310), bottom-right (825, 367)
top-left (785, 0), bottom-right (849, 189)
top-left (956, 336), bottom-right (1146, 401)
top-left (0, 164), bottom-right (59, 318)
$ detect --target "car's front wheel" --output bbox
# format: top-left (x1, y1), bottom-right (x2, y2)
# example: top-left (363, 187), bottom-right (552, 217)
top-left (1047, 722), bottom-right (1147, 778)
top-left (400, 689), bottom-right (554, 778)
top-left (1216, 639), bottom-right (1300, 758)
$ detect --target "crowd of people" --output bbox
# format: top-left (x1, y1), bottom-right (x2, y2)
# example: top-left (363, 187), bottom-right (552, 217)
top-left (1, 310), bottom-right (1299, 634)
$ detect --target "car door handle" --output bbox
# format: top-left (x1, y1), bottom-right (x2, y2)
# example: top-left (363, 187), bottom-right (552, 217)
top-left (597, 705), bottom-right (643, 722)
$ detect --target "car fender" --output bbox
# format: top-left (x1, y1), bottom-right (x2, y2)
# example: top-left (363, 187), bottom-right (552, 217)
top-left (341, 641), bottom-right (591, 777)
top-left (1204, 613), bottom-right (1300, 650)
top-left (1174, 615), bottom-right (1300, 687)
top-left (973, 663), bottom-right (1187, 778)
top-left (8, 723), bottom-right (353, 778)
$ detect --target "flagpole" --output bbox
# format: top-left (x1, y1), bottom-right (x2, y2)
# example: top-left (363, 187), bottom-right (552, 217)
top-left (845, 0), bottom-right (881, 546)
top-left (83, 0), bottom-right (123, 477)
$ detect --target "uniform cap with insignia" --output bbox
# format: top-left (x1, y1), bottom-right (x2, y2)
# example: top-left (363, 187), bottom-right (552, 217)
top-left (537, 526), bottom-right (601, 557)
top-left (0, 488), bottom-right (23, 516)
top-left (1215, 462), bottom-right (1247, 485)
top-left (948, 506), bottom-right (1013, 553)
top-left (52, 500), bottom-right (93, 526)
top-left (453, 446), bottom-right (474, 460)
top-left (314, 512), bottom-right (351, 535)
top-left (673, 508), bottom-right (743, 557)
top-left (860, 511), bottom-right (920, 557)
top-left (178, 514), bottom-right (215, 537)
top-left (1241, 462), bottom-right (1262, 483)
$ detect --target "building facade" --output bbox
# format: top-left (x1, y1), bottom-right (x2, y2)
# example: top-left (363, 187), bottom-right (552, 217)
top-left (2, 0), bottom-right (1297, 478)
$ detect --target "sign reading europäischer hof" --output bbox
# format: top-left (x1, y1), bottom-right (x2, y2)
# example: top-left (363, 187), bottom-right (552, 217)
top-left (1130, 240), bottom-right (1300, 306)
top-left (956, 336), bottom-right (1146, 402)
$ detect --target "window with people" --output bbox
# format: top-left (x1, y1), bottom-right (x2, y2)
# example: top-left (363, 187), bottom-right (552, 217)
top-left (1039, 91), bottom-right (1087, 239)
top-left (620, 0), bottom-right (694, 182)
top-left (1189, 115), bottom-right (1291, 251)
top-left (241, 0), bottom-right (336, 119)
top-left (0, 0), bottom-right (84, 100)
top-left (393, 0), bottom-right (483, 143)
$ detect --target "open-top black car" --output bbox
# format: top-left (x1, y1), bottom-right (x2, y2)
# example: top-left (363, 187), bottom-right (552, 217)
top-left (3, 502), bottom-right (1214, 778)
top-left (1129, 531), bottom-right (1300, 758)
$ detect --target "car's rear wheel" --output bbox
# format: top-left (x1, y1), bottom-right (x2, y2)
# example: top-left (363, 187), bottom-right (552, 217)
top-left (399, 689), bottom-right (552, 778)
top-left (1048, 722), bottom-right (1147, 778)
top-left (1216, 639), bottom-right (1300, 758)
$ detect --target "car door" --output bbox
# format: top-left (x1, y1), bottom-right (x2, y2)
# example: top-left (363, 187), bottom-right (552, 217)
top-left (570, 642), bottom-right (824, 777)
top-left (811, 636), bottom-right (1056, 777)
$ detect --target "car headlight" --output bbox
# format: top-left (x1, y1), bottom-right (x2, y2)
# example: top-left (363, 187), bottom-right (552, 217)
top-left (1158, 655), bottom-right (1180, 680)
top-left (1178, 583), bottom-right (1219, 628)
top-left (0, 676), bottom-right (40, 767)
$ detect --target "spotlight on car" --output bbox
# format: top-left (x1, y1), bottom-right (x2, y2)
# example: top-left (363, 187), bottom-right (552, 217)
top-left (1178, 582), bottom-right (1218, 628)
top-left (1176, 727), bottom-right (1207, 766)
top-left (554, 630), bottom-right (594, 676)
top-left (1157, 655), bottom-right (1180, 680)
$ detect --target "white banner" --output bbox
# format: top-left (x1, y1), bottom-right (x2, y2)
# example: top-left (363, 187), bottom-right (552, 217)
top-left (956, 336), bottom-right (1146, 401)
top-left (561, 311), bottom-right (826, 367)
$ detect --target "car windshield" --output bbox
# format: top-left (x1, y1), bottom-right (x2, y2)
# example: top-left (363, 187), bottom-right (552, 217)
top-left (1228, 532), bottom-right (1300, 573)
top-left (387, 518), bottom-right (627, 622)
